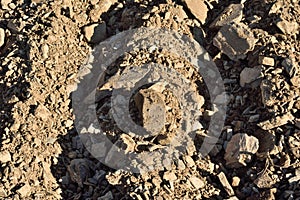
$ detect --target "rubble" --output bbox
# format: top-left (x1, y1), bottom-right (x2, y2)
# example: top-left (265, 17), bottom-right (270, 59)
top-left (213, 22), bottom-right (258, 60)
top-left (224, 133), bottom-right (259, 168)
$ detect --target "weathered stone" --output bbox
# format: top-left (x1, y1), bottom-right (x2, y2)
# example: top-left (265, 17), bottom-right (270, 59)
top-left (183, 0), bottom-right (208, 24)
top-left (213, 22), bottom-right (257, 60)
top-left (288, 131), bottom-right (300, 158)
top-left (240, 66), bottom-right (262, 87)
top-left (260, 79), bottom-right (276, 107)
top-left (254, 169), bottom-right (278, 188)
top-left (282, 57), bottom-right (299, 77)
top-left (84, 22), bottom-right (107, 44)
top-left (224, 133), bottom-right (259, 168)
top-left (0, 0), bottom-right (11, 10)
top-left (89, 0), bottom-right (118, 22)
top-left (259, 56), bottom-right (275, 66)
top-left (210, 4), bottom-right (243, 28)
top-left (98, 191), bottom-right (113, 200)
top-left (276, 19), bottom-right (299, 35)
top-left (189, 177), bottom-right (205, 189)
top-left (17, 183), bottom-right (31, 198)
top-left (0, 28), bottom-right (5, 48)
top-left (134, 87), bottom-right (166, 134)
top-left (218, 172), bottom-right (235, 196)
top-left (258, 112), bottom-right (294, 130)
top-left (163, 171), bottom-right (177, 182)
top-left (232, 176), bottom-right (240, 187)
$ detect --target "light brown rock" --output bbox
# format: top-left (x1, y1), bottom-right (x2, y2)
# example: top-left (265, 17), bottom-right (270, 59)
top-left (84, 22), bottom-right (107, 44)
top-left (276, 19), bottom-right (299, 35)
top-left (259, 56), bottom-right (275, 66)
top-left (258, 112), bottom-right (294, 130)
top-left (232, 176), bottom-right (240, 187)
top-left (218, 172), bottom-right (235, 196)
top-left (163, 171), bottom-right (177, 182)
top-left (189, 177), bottom-right (205, 189)
top-left (17, 183), bottom-right (31, 198)
top-left (0, 150), bottom-right (11, 163)
top-left (224, 133), bottom-right (259, 168)
top-left (213, 22), bottom-right (257, 60)
top-left (183, 0), bottom-right (208, 24)
top-left (0, 28), bottom-right (5, 48)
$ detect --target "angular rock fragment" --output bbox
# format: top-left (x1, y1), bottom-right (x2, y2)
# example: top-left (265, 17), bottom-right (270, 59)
top-left (288, 131), bottom-right (300, 158)
top-left (163, 171), bottom-right (177, 182)
top-left (254, 169), bottom-right (278, 188)
top-left (210, 4), bottom-right (243, 28)
top-left (0, 28), bottom-right (5, 48)
top-left (213, 22), bottom-right (257, 60)
top-left (232, 176), bottom-right (240, 187)
top-left (0, 0), bottom-right (11, 10)
top-left (260, 79), bottom-right (276, 107)
top-left (134, 87), bottom-right (166, 134)
top-left (89, 0), bottom-right (118, 22)
top-left (189, 176), bottom-right (205, 189)
top-left (217, 172), bottom-right (235, 196)
top-left (258, 112), bottom-right (294, 130)
top-left (17, 183), bottom-right (31, 198)
top-left (83, 22), bottom-right (107, 44)
top-left (276, 19), bottom-right (299, 35)
top-left (239, 66), bottom-right (262, 87)
top-left (259, 56), bottom-right (275, 66)
top-left (183, 0), bottom-right (208, 24)
top-left (224, 133), bottom-right (259, 168)
top-left (0, 150), bottom-right (11, 163)
top-left (282, 57), bottom-right (299, 77)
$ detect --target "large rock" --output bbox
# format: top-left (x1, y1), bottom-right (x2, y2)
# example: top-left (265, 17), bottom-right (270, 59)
top-left (183, 0), bottom-right (208, 24)
top-left (213, 22), bottom-right (257, 60)
top-left (224, 133), bottom-right (259, 168)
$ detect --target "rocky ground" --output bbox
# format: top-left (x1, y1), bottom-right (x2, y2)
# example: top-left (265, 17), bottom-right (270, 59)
top-left (0, 0), bottom-right (300, 199)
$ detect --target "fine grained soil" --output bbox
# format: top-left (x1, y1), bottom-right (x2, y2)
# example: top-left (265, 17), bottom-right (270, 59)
top-left (0, 0), bottom-right (300, 199)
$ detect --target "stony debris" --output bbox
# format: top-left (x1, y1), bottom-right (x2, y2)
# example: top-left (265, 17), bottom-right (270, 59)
top-left (239, 66), bottom-right (262, 87)
top-left (213, 22), bottom-right (258, 60)
top-left (210, 4), bottom-right (243, 28)
top-left (0, 28), bottom-right (4, 48)
top-left (83, 22), bottom-right (107, 44)
top-left (258, 112), bottom-right (294, 130)
top-left (218, 172), bottom-right (234, 196)
top-left (183, 0), bottom-right (208, 24)
top-left (224, 133), bottom-right (259, 168)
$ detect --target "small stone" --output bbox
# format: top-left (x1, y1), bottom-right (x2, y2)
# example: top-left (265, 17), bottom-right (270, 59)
top-left (184, 155), bottom-right (195, 167)
top-left (183, 0), bottom-right (208, 24)
top-left (89, 0), bottom-right (118, 22)
top-left (282, 57), bottom-right (299, 77)
top-left (0, 150), bottom-right (11, 163)
top-left (259, 56), bottom-right (275, 66)
top-left (189, 177), bottom-right (205, 189)
top-left (41, 44), bottom-right (49, 59)
top-left (98, 191), bottom-right (113, 200)
top-left (0, 28), bottom-right (5, 48)
top-left (218, 172), bottom-right (235, 196)
top-left (288, 131), bottom-right (300, 158)
top-left (239, 66), bottom-right (262, 87)
top-left (17, 183), bottom-right (31, 198)
top-left (163, 171), bottom-right (177, 182)
top-left (1, 0), bottom-right (11, 10)
top-left (232, 176), bottom-right (240, 187)
top-left (213, 22), bottom-right (257, 60)
top-left (210, 4), bottom-right (243, 28)
top-left (84, 22), bottom-right (107, 44)
top-left (118, 134), bottom-right (135, 153)
top-left (224, 133), bottom-right (259, 168)
top-left (276, 19), bottom-right (299, 35)
top-left (258, 112), bottom-right (294, 130)
top-left (254, 169), bottom-right (278, 188)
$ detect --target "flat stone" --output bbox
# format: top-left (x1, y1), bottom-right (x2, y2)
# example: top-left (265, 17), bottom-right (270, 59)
top-left (0, 28), bottom-right (5, 48)
top-left (0, 150), bottom-right (11, 163)
top-left (183, 0), bottom-right (208, 24)
top-left (213, 22), bottom-right (257, 60)
top-left (258, 112), bottom-right (294, 130)
top-left (84, 22), bottom-right (107, 44)
top-left (259, 56), bottom-right (275, 66)
top-left (218, 172), bottom-right (235, 196)
top-left (240, 66), bottom-right (262, 87)
top-left (163, 171), bottom-right (177, 182)
top-left (276, 19), bottom-right (299, 35)
top-left (189, 177), bottom-right (205, 189)
top-left (210, 4), bottom-right (243, 28)
top-left (224, 133), bottom-right (259, 168)
top-left (17, 183), bottom-right (31, 198)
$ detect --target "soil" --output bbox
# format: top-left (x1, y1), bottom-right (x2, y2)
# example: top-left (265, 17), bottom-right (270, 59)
top-left (0, 0), bottom-right (300, 199)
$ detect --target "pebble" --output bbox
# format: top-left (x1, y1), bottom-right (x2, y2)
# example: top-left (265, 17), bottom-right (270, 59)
top-left (239, 66), bottom-right (262, 87)
top-left (224, 133), bottom-right (259, 168)
top-left (1, 0), bottom-right (11, 10)
top-left (232, 176), bottom-right (240, 187)
top-left (0, 28), bottom-right (5, 48)
top-left (83, 22), bottom-right (107, 44)
top-left (217, 172), bottom-right (235, 196)
top-left (189, 177), bottom-right (205, 189)
top-left (0, 150), bottom-right (11, 163)
top-left (210, 4), bottom-right (243, 28)
top-left (259, 56), bottom-right (275, 66)
top-left (213, 22), bottom-right (257, 60)
top-left (183, 0), bottom-right (208, 24)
